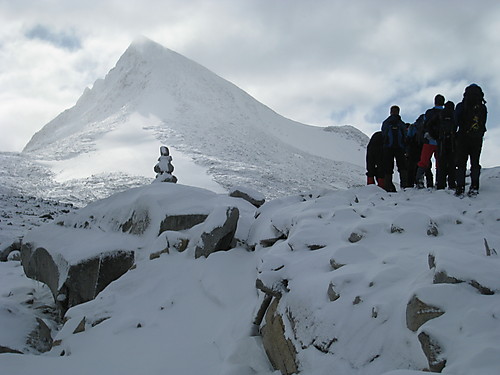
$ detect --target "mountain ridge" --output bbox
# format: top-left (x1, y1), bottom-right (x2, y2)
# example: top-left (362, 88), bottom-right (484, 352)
top-left (23, 37), bottom-right (367, 199)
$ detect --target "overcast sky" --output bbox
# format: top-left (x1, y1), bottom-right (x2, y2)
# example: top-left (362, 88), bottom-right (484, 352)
top-left (1, 0), bottom-right (500, 166)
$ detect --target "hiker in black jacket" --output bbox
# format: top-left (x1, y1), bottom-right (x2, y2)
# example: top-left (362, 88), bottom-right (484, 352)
top-left (436, 101), bottom-right (457, 190)
top-left (381, 105), bottom-right (408, 192)
top-left (366, 131), bottom-right (385, 189)
top-left (455, 84), bottom-right (487, 196)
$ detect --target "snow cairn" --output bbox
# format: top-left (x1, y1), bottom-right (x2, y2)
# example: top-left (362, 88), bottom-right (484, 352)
top-left (153, 146), bottom-right (177, 183)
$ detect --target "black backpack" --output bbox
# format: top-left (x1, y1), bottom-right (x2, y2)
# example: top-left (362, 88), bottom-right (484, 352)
top-left (464, 84), bottom-right (486, 107)
top-left (462, 84), bottom-right (487, 136)
top-left (413, 114), bottom-right (426, 146)
top-left (439, 101), bottom-right (455, 140)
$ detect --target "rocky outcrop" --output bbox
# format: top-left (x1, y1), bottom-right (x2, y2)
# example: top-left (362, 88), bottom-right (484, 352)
top-left (26, 318), bottom-right (53, 353)
top-left (21, 243), bottom-right (134, 315)
top-left (0, 238), bottom-right (22, 262)
top-left (195, 207), bottom-right (239, 258)
top-left (119, 209), bottom-right (151, 235)
top-left (159, 214), bottom-right (208, 234)
top-left (0, 346), bottom-right (23, 354)
top-left (418, 331), bottom-right (446, 372)
top-left (429, 252), bottom-right (497, 295)
top-left (229, 186), bottom-right (266, 208)
top-left (260, 298), bottom-right (298, 375)
top-left (406, 295), bottom-right (445, 332)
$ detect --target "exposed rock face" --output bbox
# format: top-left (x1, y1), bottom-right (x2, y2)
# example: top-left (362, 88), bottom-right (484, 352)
top-left (0, 345), bottom-right (23, 354)
top-left (229, 186), bottom-right (266, 208)
top-left (21, 245), bottom-right (60, 299)
top-left (21, 243), bottom-right (134, 315)
top-left (159, 214), bottom-right (208, 234)
top-left (430, 252), bottom-right (497, 295)
top-left (261, 298), bottom-right (298, 375)
top-left (26, 318), bottom-right (53, 353)
top-left (0, 238), bottom-right (22, 262)
top-left (327, 282), bottom-right (340, 302)
top-left (256, 278), bottom-right (286, 298)
top-left (348, 231), bottom-right (363, 243)
top-left (418, 331), bottom-right (447, 372)
top-left (406, 295), bottom-right (445, 332)
top-left (120, 209), bottom-right (151, 235)
top-left (195, 207), bottom-right (239, 258)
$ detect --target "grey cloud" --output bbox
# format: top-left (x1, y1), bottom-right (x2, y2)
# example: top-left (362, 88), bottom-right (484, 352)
top-left (25, 25), bottom-right (82, 51)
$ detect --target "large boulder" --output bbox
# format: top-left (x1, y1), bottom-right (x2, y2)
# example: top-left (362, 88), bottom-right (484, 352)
top-left (195, 207), bottom-right (239, 258)
top-left (20, 183), bottom-right (257, 314)
top-left (21, 227), bottom-right (136, 316)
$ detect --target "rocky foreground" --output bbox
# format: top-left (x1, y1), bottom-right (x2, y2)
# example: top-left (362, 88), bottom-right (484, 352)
top-left (1, 178), bottom-right (500, 375)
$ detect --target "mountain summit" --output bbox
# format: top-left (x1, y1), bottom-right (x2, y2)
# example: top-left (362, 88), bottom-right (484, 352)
top-left (24, 37), bottom-right (367, 199)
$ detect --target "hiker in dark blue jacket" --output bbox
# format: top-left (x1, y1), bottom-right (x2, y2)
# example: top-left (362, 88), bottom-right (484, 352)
top-left (381, 105), bottom-right (408, 192)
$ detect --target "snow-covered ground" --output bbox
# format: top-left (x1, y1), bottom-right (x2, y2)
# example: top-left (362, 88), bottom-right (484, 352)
top-left (1, 164), bottom-right (499, 375)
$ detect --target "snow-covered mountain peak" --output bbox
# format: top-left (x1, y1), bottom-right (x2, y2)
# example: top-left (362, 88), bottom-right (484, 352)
top-left (23, 38), bottom-right (368, 200)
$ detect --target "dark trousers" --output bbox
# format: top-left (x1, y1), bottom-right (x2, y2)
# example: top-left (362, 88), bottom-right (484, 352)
top-left (456, 135), bottom-right (483, 190)
top-left (383, 147), bottom-right (407, 191)
top-left (366, 156), bottom-right (384, 180)
top-left (436, 138), bottom-right (456, 189)
top-left (384, 148), bottom-right (406, 175)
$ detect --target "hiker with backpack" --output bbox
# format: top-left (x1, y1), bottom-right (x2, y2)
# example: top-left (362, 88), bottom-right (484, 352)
top-left (406, 115), bottom-right (434, 188)
top-left (415, 94), bottom-right (445, 189)
top-left (381, 105), bottom-right (408, 192)
top-left (436, 101), bottom-right (457, 190)
top-left (366, 131), bottom-right (385, 189)
top-left (455, 84), bottom-right (487, 196)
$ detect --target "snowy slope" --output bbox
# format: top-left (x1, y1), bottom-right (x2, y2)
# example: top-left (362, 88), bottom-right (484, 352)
top-left (1, 170), bottom-right (500, 375)
top-left (23, 37), bottom-right (367, 200)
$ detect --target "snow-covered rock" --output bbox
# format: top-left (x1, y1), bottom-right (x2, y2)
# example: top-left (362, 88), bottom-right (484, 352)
top-left (19, 183), bottom-right (257, 316)
top-left (194, 206), bottom-right (240, 258)
top-left (20, 229), bottom-right (136, 315)
top-left (230, 186), bottom-right (266, 208)
top-left (249, 174), bottom-right (500, 375)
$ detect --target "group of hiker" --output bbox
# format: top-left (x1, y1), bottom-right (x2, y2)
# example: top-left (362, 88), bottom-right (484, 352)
top-left (366, 83), bottom-right (487, 197)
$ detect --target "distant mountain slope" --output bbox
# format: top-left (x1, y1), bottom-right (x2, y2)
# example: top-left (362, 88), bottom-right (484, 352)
top-left (24, 37), bottom-right (367, 199)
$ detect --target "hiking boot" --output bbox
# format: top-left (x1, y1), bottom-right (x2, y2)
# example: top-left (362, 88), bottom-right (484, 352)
top-left (384, 174), bottom-right (396, 192)
top-left (455, 186), bottom-right (464, 197)
top-left (467, 188), bottom-right (479, 197)
top-left (415, 167), bottom-right (425, 189)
